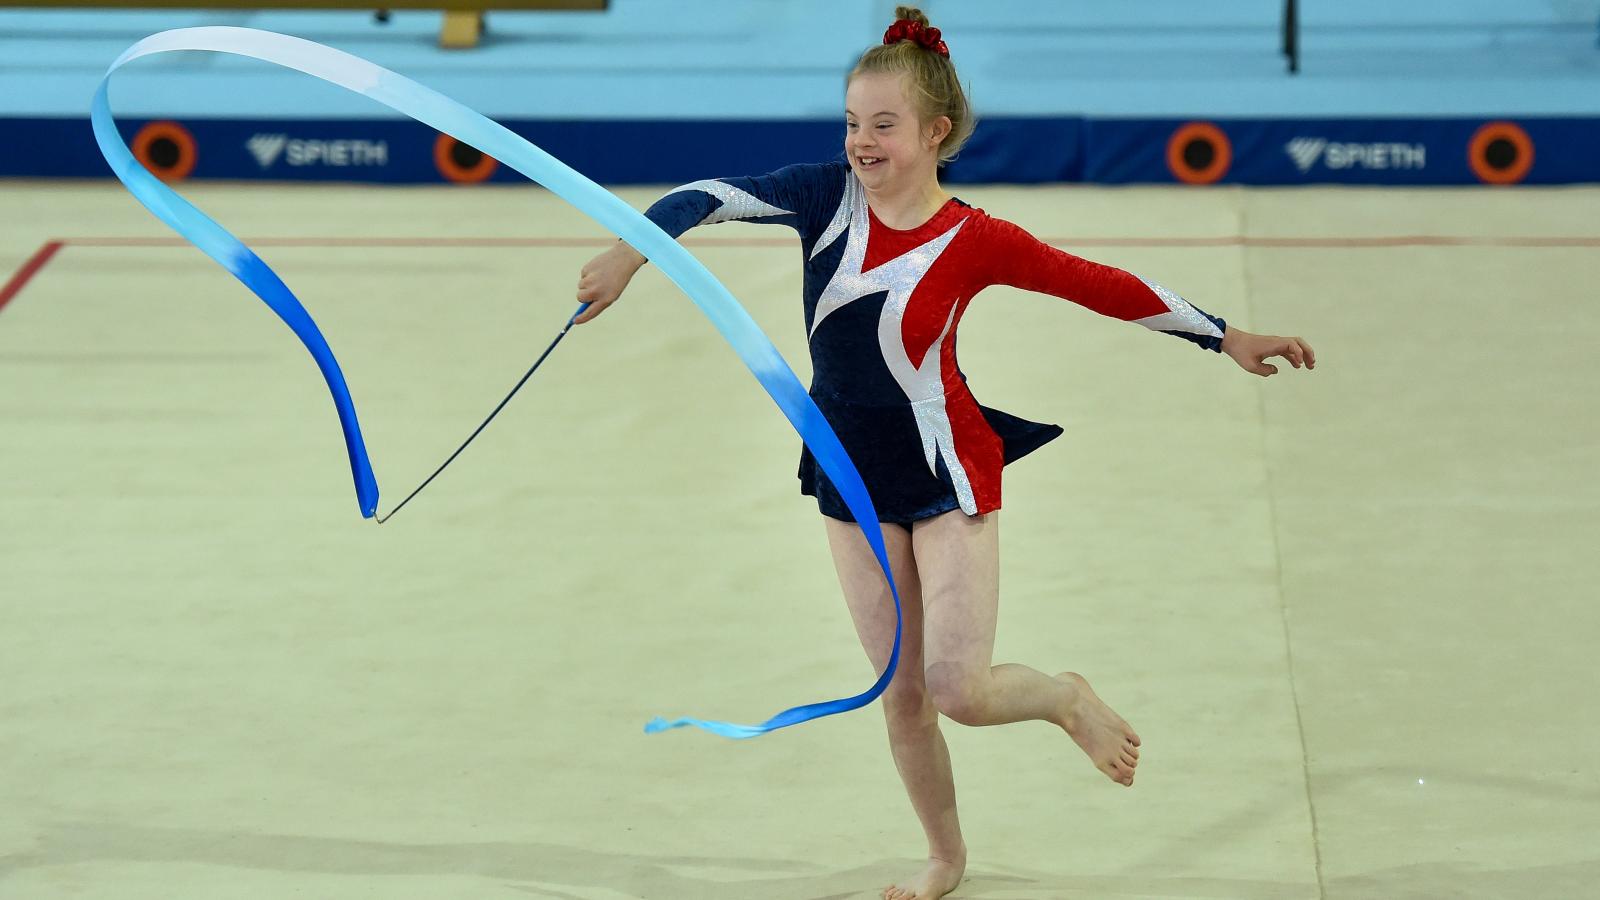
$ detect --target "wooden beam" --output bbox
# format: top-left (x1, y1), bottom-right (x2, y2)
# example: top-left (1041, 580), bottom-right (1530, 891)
top-left (439, 9), bottom-right (483, 49)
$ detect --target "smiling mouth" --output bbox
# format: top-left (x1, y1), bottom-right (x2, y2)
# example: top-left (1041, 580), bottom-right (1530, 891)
top-left (857, 156), bottom-right (883, 169)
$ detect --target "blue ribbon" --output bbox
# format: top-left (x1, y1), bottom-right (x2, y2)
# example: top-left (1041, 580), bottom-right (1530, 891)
top-left (92, 26), bottom-right (902, 740)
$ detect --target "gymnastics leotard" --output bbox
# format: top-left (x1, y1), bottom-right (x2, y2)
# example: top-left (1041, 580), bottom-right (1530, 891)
top-left (643, 159), bottom-right (1227, 525)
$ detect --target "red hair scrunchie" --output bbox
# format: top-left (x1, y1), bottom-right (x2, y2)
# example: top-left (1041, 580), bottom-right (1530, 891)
top-left (882, 18), bottom-right (950, 57)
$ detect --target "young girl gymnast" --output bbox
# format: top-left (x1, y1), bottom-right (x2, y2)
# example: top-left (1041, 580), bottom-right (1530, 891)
top-left (573, 8), bottom-right (1315, 899)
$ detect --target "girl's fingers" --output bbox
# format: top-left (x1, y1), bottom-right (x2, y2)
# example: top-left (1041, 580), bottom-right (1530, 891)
top-left (1272, 337), bottom-right (1311, 369)
top-left (1282, 337), bottom-right (1315, 369)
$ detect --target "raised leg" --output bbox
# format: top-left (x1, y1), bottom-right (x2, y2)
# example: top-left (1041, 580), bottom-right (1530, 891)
top-left (912, 509), bottom-right (1142, 786)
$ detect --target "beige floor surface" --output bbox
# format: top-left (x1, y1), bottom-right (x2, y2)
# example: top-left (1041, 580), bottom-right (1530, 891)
top-left (1, 179), bottom-right (1596, 900)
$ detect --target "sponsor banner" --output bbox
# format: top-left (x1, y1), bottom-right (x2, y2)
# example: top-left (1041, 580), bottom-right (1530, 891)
top-left (0, 116), bottom-right (1076, 184)
top-left (2, 115), bottom-right (1595, 185)
top-left (943, 117), bottom-right (1085, 184)
top-left (0, 117), bottom-right (425, 181)
top-left (1088, 117), bottom-right (1600, 185)
top-left (1, 116), bottom-right (845, 184)
top-left (0, 118), bottom-right (114, 177)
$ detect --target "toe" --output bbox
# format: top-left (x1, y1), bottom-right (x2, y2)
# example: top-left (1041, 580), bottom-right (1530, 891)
top-left (1121, 750), bottom-right (1138, 768)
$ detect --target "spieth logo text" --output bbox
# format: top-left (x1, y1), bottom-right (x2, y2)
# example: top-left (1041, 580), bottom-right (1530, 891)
top-left (1285, 138), bottom-right (1426, 173)
top-left (247, 134), bottom-right (389, 168)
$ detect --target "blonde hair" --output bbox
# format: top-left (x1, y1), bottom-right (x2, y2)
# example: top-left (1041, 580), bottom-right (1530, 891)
top-left (849, 6), bottom-right (975, 165)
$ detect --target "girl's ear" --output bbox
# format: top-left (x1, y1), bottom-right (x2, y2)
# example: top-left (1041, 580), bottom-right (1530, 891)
top-left (926, 115), bottom-right (952, 148)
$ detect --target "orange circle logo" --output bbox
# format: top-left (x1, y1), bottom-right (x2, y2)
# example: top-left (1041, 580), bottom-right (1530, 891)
top-left (131, 120), bottom-right (197, 182)
top-left (434, 134), bottom-right (498, 183)
top-left (1469, 121), bottom-right (1533, 185)
top-left (1166, 122), bottom-right (1232, 185)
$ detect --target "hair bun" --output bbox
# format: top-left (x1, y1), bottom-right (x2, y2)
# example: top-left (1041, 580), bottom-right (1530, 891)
top-left (893, 6), bottom-right (930, 27)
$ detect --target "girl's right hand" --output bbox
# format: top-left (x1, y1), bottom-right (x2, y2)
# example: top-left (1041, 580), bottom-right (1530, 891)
top-left (573, 241), bottom-right (647, 325)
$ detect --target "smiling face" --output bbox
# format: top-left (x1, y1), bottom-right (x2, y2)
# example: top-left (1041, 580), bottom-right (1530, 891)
top-left (844, 71), bottom-right (949, 192)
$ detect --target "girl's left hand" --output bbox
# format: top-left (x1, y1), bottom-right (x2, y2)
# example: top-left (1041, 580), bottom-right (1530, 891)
top-left (1221, 326), bottom-right (1316, 377)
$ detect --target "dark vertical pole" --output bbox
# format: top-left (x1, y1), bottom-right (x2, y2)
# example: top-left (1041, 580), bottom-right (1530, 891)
top-left (1283, 0), bottom-right (1300, 73)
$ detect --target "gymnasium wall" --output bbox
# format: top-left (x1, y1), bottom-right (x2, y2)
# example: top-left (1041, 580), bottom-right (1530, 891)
top-left (2, 0), bottom-right (1598, 185)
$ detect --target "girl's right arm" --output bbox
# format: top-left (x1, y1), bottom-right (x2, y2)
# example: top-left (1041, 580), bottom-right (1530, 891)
top-left (573, 240), bottom-right (646, 325)
top-left (568, 161), bottom-right (845, 325)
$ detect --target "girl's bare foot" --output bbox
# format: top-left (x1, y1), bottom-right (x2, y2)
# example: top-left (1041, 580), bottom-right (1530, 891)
top-left (1054, 672), bottom-right (1141, 786)
top-left (882, 849), bottom-right (966, 900)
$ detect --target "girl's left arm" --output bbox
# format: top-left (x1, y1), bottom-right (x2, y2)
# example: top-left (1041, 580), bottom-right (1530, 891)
top-left (982, 217), bottom-right (1315, 376)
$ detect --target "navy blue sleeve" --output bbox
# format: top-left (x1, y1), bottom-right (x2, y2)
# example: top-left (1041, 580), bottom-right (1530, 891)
top-left (642, 160), bottom-right (847, 243)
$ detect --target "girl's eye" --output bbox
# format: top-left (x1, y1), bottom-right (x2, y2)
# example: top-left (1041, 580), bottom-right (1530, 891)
top-left (877, 124), bottom-right (892, 130)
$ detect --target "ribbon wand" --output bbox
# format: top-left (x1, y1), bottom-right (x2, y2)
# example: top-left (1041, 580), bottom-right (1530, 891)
top-left (376, 301), bottom-right (590, 524)
top-left (92, 27), bottom-right (905, 739)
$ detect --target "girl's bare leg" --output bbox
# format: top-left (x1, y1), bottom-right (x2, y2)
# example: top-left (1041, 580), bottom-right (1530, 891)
top-left (823, 517), bottom-right (967, 900)
top-left (911, 509), bottom-right (1142, 787)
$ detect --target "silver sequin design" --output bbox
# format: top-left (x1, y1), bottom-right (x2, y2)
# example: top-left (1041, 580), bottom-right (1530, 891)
top-left (810, 171), bottom-right (859, 260)
top-left (666, 179), bottom-right (792, 224)
top-left (1132, 275), bottom-right (1223, 337)
top-left (808, 174), bottom-right (979, 514)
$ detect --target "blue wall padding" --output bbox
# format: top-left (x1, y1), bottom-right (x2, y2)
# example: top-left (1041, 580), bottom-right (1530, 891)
top-left (5, 113), bottom-right (1596, 184)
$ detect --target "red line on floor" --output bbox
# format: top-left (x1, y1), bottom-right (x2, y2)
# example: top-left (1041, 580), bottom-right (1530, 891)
top-left (0, 241), bottom-right (64, 315)
top-left (58, 234), bottom-right (1600, 249)
top-left (11, 233), bottom-right (1582, 316)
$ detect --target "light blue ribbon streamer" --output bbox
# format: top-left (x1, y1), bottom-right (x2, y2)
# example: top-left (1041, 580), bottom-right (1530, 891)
top-left (91, 26), bottom-right (902, 740)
